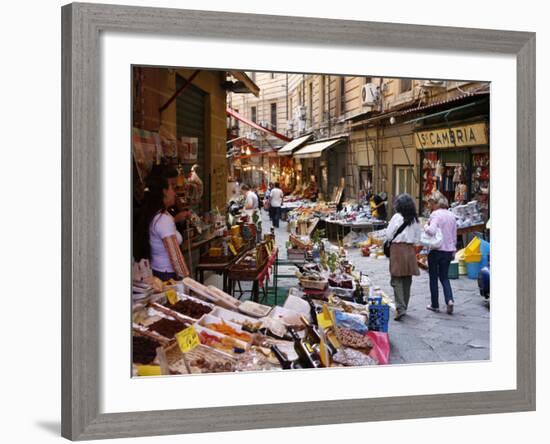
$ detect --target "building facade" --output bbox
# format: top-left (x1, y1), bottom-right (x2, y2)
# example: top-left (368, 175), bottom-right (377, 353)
top-left (229, 72), bottom-right (489, 217)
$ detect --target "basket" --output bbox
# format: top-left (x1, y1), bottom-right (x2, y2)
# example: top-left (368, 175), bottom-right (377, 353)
top-left (299, 277), bottom-right (328, 290)
top-left (286, 248), bottom-right (306, 261)
top-left (368, 298), bottom-right (390, 333)
top-left (164, 342), bottom-right (236, 374)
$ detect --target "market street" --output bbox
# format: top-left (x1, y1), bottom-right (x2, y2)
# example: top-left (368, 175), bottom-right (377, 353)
top-left (230, 211), bottom-right (491, 366)
top-left (133, 68), bottom-right (492, 373)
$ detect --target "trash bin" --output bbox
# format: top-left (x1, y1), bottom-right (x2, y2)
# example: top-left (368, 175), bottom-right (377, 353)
top-left (466, 261), bottom-right (482, 280)
top-left (480, 239), bottom-right (490, 269)
top-left (455, 249), bottom-right (467, 275)
top-left (465, 237), bottom-right (482, 263)
top-left (448, 261), bottom-right (459, 279)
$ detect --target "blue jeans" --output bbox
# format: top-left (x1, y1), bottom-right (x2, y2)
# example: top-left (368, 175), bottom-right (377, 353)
top-left (271, 206), bottom-right (281, 228)
top-left (428, 250), bottom-right (454, 308)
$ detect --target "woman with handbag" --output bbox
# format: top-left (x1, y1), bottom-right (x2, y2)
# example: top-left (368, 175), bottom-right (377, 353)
top-left (385, 193), bottom-right (422, 320)
top-left (425, 191), bottom-right (457, 314)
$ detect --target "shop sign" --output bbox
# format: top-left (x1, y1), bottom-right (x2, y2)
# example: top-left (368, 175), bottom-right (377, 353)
top-left (415, 122), bottom-right (487, 149)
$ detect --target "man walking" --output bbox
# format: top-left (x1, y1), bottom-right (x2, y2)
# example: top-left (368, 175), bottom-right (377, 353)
top-left (269, 182), bottom-right (284, 229)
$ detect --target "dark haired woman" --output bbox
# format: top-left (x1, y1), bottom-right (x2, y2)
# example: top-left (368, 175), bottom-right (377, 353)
top-left (385, 193), bottom-right (422, 320)
top-left (134, 175), bottom-right (190, 281)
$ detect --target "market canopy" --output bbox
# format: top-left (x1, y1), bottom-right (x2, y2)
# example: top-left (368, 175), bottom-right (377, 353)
top-left (293, 138), bottom-right (345, 159)
top-left (277, 134), bottom-right (313, 156)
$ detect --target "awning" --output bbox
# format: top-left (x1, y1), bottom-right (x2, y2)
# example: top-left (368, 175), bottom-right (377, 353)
top-left (293, 138), bottom-right (345, 159)
top-left (277, 134), bottom-right (313, 156)
top-left (229, 71), bottom-right (260, 97)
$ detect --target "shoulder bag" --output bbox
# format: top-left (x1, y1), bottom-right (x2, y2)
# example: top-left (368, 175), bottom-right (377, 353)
top-left (383, 220), bottom-right (409, 258)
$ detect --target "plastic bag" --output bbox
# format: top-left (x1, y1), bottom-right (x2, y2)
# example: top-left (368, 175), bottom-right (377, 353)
top-left (367, 331), bottom-right (390, 365)
top-left (420, 227), bottom-right (443, 249)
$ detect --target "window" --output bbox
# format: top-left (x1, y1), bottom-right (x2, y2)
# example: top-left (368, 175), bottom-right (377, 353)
top-left (251, 106), bottom-right (257, 123)
top-left (234, 108), bottom-right (240, 132)
top-left (308, 83), bottom-right (313, 125)
top-left (395, 166), bottom-right (415, 196)
top-left (270, 103), bottom-right (277, 131)
top-left (400, 78), bottom-right (412, 93)
top-left (289, 98), bottom-right (293, 119)
top-left (360, 167), bottom-right (373, 193)
top-left (340, 77), bottom-right (346, 114)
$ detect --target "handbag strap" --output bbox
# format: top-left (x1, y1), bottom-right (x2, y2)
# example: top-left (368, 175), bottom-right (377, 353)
top-left (390, 220), bottom-right (410, 242)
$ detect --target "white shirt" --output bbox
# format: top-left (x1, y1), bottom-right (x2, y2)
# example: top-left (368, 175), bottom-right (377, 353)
top-left (269, 188), bottom-right (284, 207)
top-left (245, 191), bottom-right (259, 210)
top-left (386, 213), bottom-right (422, 244)
top-left (149, 212), bottom-right (182, 272)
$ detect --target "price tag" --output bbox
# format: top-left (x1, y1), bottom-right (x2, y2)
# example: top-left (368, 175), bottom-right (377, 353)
top-left (317, 304), bottom-right (334, 329)
top-left (319, 339), bottom-right (330, 368)
top-left (165, 289), bottom-right (179, 305)
top-left (175, 325), bottom-right (201, 353)
top-left (228, 242), bottom-right (237, 256)
top-left (135, 365), bottom-right (162, 377)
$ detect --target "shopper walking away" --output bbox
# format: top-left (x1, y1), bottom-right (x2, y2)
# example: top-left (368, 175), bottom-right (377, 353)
top-left (425, 191), bottom-right (458, 314)
top-left (269, 182), bottom-right (284, 228)
top-left (264, 182), bottom-right (273, 220)
top-left (386, 193), bottom-right (422, 320)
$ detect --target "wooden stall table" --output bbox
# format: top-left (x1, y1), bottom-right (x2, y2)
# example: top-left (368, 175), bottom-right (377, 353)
top-left (228, 247), bottom-right (279, 303)
top-left (456, 222), bottom-right (487, 249)
top-left (322, 219), bottom-right (387, 242)
top-left (194, 245), bottom-right (253, 293)
top-left (457, 222), bottom-right (486, 237)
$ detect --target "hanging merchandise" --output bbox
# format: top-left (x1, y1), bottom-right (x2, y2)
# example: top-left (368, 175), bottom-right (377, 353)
top-left (434, 160), bottom-right (444, 180)
top-left (471, 153), bottom-right (490, 220)
top-left (186, 164), bottom-right (204, 202)
top-left (453, 164), bottom-right (465, 184)
top-left (455, 183), bottom-right (468, 203)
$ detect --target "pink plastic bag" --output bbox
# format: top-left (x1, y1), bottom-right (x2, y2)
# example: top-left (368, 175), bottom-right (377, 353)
top-left (367, 331), bottom-right (391, 365)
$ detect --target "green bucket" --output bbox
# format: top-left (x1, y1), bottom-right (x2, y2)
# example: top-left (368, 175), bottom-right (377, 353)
top-left (448, 261), bottom-right (459, 280)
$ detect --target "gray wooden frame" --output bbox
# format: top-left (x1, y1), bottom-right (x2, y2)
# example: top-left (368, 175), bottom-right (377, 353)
top-left (61, 2), bottom-right (535, 440)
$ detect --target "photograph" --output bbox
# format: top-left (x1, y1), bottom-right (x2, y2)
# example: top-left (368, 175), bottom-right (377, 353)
top-left (131, 67), bottom-right (491, 376)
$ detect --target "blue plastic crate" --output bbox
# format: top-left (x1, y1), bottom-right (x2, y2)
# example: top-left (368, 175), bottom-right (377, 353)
top-left (368, 300), bottom-right (390, 333)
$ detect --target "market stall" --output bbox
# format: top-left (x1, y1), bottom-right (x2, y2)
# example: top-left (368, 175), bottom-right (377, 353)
top-left (132, 242), bottom-right (392, 375)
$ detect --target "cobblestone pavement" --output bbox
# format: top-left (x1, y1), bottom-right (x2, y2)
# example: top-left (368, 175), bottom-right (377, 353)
top-left (209, 210), bottom-right (490, 365)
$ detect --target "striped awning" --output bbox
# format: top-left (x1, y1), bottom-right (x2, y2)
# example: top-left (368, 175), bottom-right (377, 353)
top-left (293, 138), bottom-right (344, 159)
top-left (277, 134), bottom-right (313, 156)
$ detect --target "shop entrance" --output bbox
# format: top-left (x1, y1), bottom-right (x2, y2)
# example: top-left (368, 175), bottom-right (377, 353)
top-left (176, 75), bottom-right (208, 211)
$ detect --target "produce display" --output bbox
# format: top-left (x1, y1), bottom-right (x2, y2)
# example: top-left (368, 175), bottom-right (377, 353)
top-left (132, 335), bottom-right (160, 365)
top-left (167, 298), bottom-right (212, 319)
top-left (204, 322), bottom-right (252, 342)
top-left (148, 318), bottom-right (188, 338)
top-left (132, 268), bottom-right (390, 376)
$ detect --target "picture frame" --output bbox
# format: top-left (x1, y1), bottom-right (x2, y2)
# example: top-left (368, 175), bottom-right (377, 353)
top-left (61, 2), bottom-right (535, 440)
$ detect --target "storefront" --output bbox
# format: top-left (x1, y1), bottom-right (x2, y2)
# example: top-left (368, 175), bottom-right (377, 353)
top-left (415, 120), bottom-right (490, 218)
top-left (292, 138), bottom-right (347, 201)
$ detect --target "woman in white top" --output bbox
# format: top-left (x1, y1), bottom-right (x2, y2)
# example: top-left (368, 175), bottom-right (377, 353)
top-left (385, 193), bottom-right (422, 320)
top-left (135, 175), bottom-right (190, 281)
